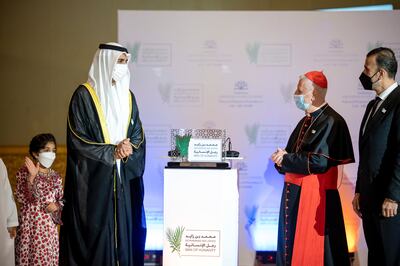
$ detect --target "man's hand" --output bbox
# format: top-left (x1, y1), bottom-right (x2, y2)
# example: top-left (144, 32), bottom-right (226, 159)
top-left (7, 227), bottom-right (17, 239)
top-left (115, 138), bottom-right (133, 159)
top-left (382, 198), bottom-right (398, 218)
top-left (271, 148), bottom-right (287, 167)
top-left (352, 193), bottom-right (362, 218)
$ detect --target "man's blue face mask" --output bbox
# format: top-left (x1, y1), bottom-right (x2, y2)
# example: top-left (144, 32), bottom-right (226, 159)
top-left (293, 90), bottom-right (312, 111)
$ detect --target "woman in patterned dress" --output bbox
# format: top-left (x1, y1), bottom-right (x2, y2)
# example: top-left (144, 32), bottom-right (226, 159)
top-left (15, 133), bottom-right (63, 266)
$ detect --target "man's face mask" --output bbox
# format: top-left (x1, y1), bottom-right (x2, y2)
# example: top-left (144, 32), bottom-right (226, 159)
top-left (112, 63), bottom-right (129, 82)
top-left (359, 70), bottom-right (380, 91)
top-left (293, 90), bottom-right (313, 111)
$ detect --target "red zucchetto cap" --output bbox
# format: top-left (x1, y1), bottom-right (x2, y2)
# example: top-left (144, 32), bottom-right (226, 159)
top-left (304, 70), bottom-right (328, 89)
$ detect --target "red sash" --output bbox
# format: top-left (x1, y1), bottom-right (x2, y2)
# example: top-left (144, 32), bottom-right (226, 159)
top-left (284, 166), bottom-right (338, 266)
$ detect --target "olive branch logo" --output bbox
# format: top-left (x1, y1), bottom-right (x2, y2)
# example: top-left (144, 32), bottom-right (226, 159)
top-left (158, 83), bottom-right (172, 104)
top-left (245, 124), bottom-right (260, 145)
top-left (166, 226), bottom-right (185, 256)
top-left (127, 42), bottom-right (141, 63)
top-left (246, 42), bottom-right (260, 64)
top-left (175, 134), bottom-right (191, 158)
top-left (280, 83), bottom-right (294, 103)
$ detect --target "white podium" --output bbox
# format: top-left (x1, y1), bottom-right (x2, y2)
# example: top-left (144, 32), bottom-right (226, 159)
top-left (163, 168), bottom-right (239, 266)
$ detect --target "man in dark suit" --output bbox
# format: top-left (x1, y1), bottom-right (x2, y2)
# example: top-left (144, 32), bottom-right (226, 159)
top-left (353, 47), bottom-right (399, 266)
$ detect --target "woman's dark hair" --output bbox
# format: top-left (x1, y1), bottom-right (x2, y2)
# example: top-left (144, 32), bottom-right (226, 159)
top-left (29, 133), bottom-right (57, 157)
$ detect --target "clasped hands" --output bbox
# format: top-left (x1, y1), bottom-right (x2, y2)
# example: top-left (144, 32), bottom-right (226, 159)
top-left (271, 148), bottom-right (287, 167)
top-left (114, 138), bottom-right (133, 160)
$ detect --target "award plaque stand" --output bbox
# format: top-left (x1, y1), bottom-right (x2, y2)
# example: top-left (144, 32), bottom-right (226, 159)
top-left (163, 168), bottom-right (239, 266)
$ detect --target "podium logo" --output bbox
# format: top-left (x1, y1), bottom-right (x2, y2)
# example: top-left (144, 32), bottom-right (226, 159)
top-left (158, 83), bottom-right (172, 104)
top-left (126, 42), bottom-right (141, 63)
top-left (166, 226), bottom-right (185, 256)
top-left (245, 124), bottom-right (260, 145)
top-left (246, 42), bottom-right (260, 64)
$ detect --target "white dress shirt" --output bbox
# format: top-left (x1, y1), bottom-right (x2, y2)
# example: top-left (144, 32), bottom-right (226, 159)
top-left (362, 82), bottom-right (398, 134)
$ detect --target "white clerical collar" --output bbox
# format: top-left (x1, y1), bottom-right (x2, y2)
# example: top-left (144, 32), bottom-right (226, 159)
top-left (377, 82), bottom-right (398, 101)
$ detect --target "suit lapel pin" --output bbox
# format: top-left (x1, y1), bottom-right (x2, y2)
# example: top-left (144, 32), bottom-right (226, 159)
top-left (131, 119), bottom-right (134, 125)
top-left (382, 108), bottom-right (387, 113)
top-left (311, 129), bottom-right (316, 134)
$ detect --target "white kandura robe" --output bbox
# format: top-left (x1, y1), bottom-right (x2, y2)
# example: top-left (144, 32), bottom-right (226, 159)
top-left (0, 158), bottom-right (19, 266)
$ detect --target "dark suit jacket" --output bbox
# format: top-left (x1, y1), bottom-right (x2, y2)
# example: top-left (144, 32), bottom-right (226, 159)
top-left (357, 85), bottom-right (400, 210)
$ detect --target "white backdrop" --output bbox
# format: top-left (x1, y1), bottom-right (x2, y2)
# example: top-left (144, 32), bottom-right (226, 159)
top-left (118, 9), bottom-right (400, 262)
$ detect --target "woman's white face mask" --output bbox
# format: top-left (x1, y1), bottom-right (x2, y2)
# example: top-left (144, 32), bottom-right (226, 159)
top-left (38, 152), bottom-right (56, 168)
top-left (112, 64), bottom-right (129, 82)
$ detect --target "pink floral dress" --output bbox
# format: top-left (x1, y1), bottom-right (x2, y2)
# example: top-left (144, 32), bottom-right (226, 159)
top-left (15, 166), bottom-right (63, 266)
